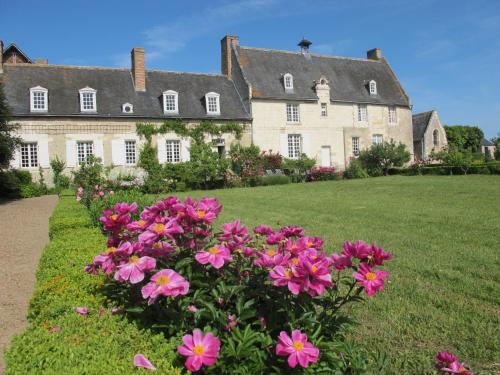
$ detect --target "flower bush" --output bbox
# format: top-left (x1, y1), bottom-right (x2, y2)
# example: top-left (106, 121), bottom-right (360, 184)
top-left (306, 166), bottom-right (339, 182)
top-left (86, 195), bottom-right (393, 373)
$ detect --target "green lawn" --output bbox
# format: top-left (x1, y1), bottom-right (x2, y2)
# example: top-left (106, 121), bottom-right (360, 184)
top-left (176, 175), bottom-right (500, 374)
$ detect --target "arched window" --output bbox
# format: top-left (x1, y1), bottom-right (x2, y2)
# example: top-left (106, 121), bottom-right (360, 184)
top-left (30, 86), bottom-right (48, 112)
top-left (433, 129), bottom-right (439, 146)
top-left (284, 73), bottom-right (293, 91)
top-left (79, 87), bottom-right (97, 112)
top-left (369, 80), bottom-right (377, 95)
top-left (205, 92), bottom-right (220, 115)
top-left (163, 90), bottom-right (179, 114)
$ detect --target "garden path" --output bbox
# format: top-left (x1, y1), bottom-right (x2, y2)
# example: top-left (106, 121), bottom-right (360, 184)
top-left (0, 195), bottom-right (58, 374)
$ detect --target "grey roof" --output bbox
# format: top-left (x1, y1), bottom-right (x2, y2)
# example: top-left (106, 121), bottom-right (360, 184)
top-left (412, 111), bottom-right (434, 141)
top-left (1, 64), bottom-right (250, 120)
top-left (482, 138), bottom-right (494, 146)
top-left (236, 47), bottom-right (409, 106)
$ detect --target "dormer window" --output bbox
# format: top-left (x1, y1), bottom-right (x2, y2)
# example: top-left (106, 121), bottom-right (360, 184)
top-left (163, 90), bottom-right (179, 114)
top-left (369, 80), bottom-right (377, 95)
top-left (284, 73), bottom-right (294, 91)
top-left (30, 86), bottom-right (48, 112)
top-left (79, 87), bottom-right (97, 112)
top-left (122, 103), bottom-right (134, 114)
top-left (205, 92), bottom-right (220, 115)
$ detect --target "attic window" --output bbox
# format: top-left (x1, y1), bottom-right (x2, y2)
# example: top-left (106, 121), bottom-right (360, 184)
top-left (369, 80), bottom-right (377, 95)
top-left (122, 103), bottom-right (134, 114)
top-left (163, 90), bottom-right (179, 114)
top-left (284, 73), bottom-right (294, 91)
top-left (79, 87), bottom-right (97, 112)
top-left (30, 86), bottom-right (48, 112)
top-left (205, 92), bottom-right (220, 115)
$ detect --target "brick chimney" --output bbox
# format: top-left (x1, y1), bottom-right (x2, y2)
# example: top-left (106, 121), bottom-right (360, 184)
top-left (0, 40), bottom-right (4, 74)
top-left (221, 35), bottom-right (239, 80)
top-left (367, 48), bottom-right (382, 60)
top-left (131, 47), bottom-right (146, 91)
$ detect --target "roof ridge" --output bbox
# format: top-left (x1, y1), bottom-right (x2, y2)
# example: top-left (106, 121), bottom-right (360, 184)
top-left (412, 110), bottom-right (434, 117)
top-left (147, 69), bottom-right (225, 77)
top-left (239, 46), bottom-right (379, 62)
top-left (3, 63), bottom-right (130, 71)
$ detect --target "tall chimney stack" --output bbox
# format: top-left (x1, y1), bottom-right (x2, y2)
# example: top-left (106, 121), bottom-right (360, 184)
top-left (221, 35), bottom-right (239, 80)
top-left (367, 48), bottom-right (383, 60)
top-left (131, 47), bottom-right (146, 91)
top-left (0, 40), bottom-right (4, 74)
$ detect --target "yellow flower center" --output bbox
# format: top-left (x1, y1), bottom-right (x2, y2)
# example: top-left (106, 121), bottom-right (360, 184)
top-left (311, 265), bottom-right (318, 273)
top-left (197, 210), bottom-right (206, 219)
top-left (153, 242), bottom-right (162, 250)
top-left (111, 214), bottom-right (118, 221)
top-left (365, 272), bottom-right (377, 281)
top-left (208, 247), bottom-right (220, 255)
top-left (306, 241), bottom-right (313, 247)
top-left (291, 258), bottom-right (299, 266)
top-left (285, 269), bottom-right (293, 278)
top-left (153, 223), bottom-right (165, 233)
top-left (156, 275), bottom-right (170, 286)
top-left (266, 250), bottom-right (276, 257)
top-left (106, 247), bottom-right (117, 254)
top-left (138, 220), bottom-right (145, 226)
top-left (293, 341), bottom-right (304, 351)
top-left (193, 345), bottom-right (204, 355)
top-left (129, 255), bottom-right (139, 264)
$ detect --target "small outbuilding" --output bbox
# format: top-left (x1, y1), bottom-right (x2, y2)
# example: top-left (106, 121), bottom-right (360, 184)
top-left (482, 138), bottom-right (497, 159)
top-left (412, 110), bottom-right (448, 161)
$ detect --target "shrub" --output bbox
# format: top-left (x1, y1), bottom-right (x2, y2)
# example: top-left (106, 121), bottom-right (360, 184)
top-left (72, 156), bottom-right (106, 206)
top-left (229, 144), bottom-right (263, 186)
top-left (259, 174), bottom-right (291, 186)
top-left (307, 166), bottom-right (338, 182)
top-left (85, 196), bottom-right (394, 373)
top-left (358, 141), bottom-right (411, 176)
top-left (50, 156), bottom-right (68, 188)
top-left (261, 150), bottom-right (283, 171)
top-left (0, 169), bottom-right (33, 199)
top-left (282, 154), bottom-right (316, 182)
top-left (344, 159), bottom-right (369, 179)
top-left (20, 182), bottom-right (46, 198)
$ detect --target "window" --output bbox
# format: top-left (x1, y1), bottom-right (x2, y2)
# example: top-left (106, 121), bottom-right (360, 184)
top-left (372, 134), bottom-right (383, 145)
top-left (205, 92), bottom-right (220, 115)
top-left (125, 140), bottom-right (136, 165)
top-left (163, 90), bottom-right (178, 114)
top-left (30, 86), bottom-right (48, 112)
top-left (284, 73), bottom-right (294, 91)
top-left (286, 103), bottom-right (300, 123)
top-left (321, 103), bottom-right (328, 117)
top-left (433, 129), bottom-right (439, 146)
top-left (369, 80), bottom-right (377, 95)
top-left (166, 140), bottom-right (181, 163)
top-left (357, 104), bottom-right (368, 122)
top-left (77, 141), bottom-right (94, 165)
top-left (79, 87), bottom-right (97, 112)
top-left (388, 106), bottom-right (397, 123)
top-left (287, 134), bottom-right (301, 159)
top-left (122, 103), bottom-right (134, 114)
top-left (21, 142), bottom-right (38, 168)
top-left (352, 137), bottom-right (360, 156)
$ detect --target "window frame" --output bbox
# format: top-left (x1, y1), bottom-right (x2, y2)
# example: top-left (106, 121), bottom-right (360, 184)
top-left (286, 103), bottom-right (300, 123)
top-left (433, 129), bottom-right (439, 147)
top-left (320, 103), bottom-right (328, 117)
top-left (79, 87), bottom-right (97, 112)
top-left (163, 90), bottom-right (179, 114)
top-left (284, 73), bottom-right (294, 91)
top-left (388, 106), bottom-right (397, 124)
top-left (369, 80), bottom-right (377, 95)
top-left (352, 137), bottom-right (360, 156)
top-left (30, 86), bottom-right (48, 112)
top-left (205, 92), bottom-right (220, 116)
top-left (357, 104), bottom-right (368, 122)
top-left (372, 134), bottom-right (384, 145)
top-left (287, 134), bottom-right (302, 159)
top-left (165, 140), bottom-right (181, 163)
top-left (20, 142), bottom-right (39, 168)
top-left (125, 140), bottom-right (137, 165)
top-left (77, 141), bottom-right (94, 165)
top-left (122, 102), bottom-right (134, 114)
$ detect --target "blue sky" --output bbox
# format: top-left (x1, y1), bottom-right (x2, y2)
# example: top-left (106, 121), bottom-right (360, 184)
top-left (2, 0), bottom-right (499, 137)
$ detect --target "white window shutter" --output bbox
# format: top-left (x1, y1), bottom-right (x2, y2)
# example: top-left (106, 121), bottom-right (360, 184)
top-left (302, 135), bottom-right (311, 157)
top-left (181, 138), bottom-right (190, 162)
top-left (279, 133), bottom-right (288, 157)
top-left (10, 147), bottom-right (20, 169)
top-left (111, 139), bottom-right (125, 166)
top-left (94, 140), bottom-right (104, 163)
top-left (157, 138), bottom-right (166, 164)
top-left (38, 139), bottom-right (50, 168)
top-left (66, 140), bottom-right (77, 167)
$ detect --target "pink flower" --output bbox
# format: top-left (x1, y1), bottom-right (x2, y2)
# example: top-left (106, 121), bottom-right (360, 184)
top-left (353, 263), bottom-right (389, 296)
top-left (292, 254), bottom-right (333, 296)
top-left (48, 325), bottom-right (61, 333)
top-left (141, 269), bottom-right (189, 305)
top-left (276, 330), bottom-right (319, 368)
top-left (133, 354), bottom-right (156, 371)
top-left (254, 249), bottom-right (289, 268)
top-left (177, 329), bottom-right (221, 372)
top-left (98, 191), bottom-right (105, 197)
top-left (280, 225), bottom-right (305, 238)
top-left (342, 240), bottom-right (371, 259)
top-left (254, 225), bottom-right (274, 235)
top-left (99, 308), bottom-right (106, 316)
top-left (75, 307), bottom-right (89, 315)
top-left (441, 361), bottom-right (474, 374)
top-left (187, 305), bottom-right (198, 313)
top-left (331, 253), bottom-right (352, 271)
top-left (111, 307), bottom-right (120, 314)
top-left (195, 245), bottom-right (232, 269)
top-left (139, 219), bottom-right (183, 245)
top-left (269, 266), bottom-right (301, 294)
top-left (114, 255), bottom-right (156, 284)
top-left (436, 352), bottom-right (457, 368)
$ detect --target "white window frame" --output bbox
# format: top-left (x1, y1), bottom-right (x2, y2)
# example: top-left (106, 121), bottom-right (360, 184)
top-left (284, 73), bottom-right (294, 91)
top-left (357, 104), bottom-right (368, 122)
top-left (165, 140), bottom-right (181, 163)
top-left (321, 103), bottom-right (328, 117)
top-left (77, 141), bottom-right (94, 165)
top-left (125, 140), bottom-right (137, 165)
top-left (286, 103), bottom-right (300, 123)
top-left (372, 134), bottom-right (383, 145)
top-left (205, 92), bottom-right (220, 115)
top-left (79, 87), bottom-right (97, 112)
top-left (369, 80), bottom-right (377, 95)
top-left (20, 142), bottom-right (39, 168)
top-left (163, 90), bottom-right (179, 114)
top-left (287, 134), bottom-right (301, 159)
top-left (122, 103), bottom-right (134, 114)
top-left (352, 137), bottom-right (360, 156)
top-left (388, 106), bottom-right (397, 124)
top-left (30, 86), bottom-right (48, 112)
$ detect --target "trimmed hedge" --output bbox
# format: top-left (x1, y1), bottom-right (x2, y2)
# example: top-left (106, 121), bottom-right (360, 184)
top-left (5, 195), bottom-right (181, 374)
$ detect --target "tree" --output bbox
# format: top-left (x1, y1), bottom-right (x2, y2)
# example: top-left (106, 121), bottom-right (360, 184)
top-left (432, 148), bottom-right (474, 175)
top-left (0, 81), bottom-right (20, 171)
top-left (444, 125), bottom-right (484, 152)
top-left (358, 141), bottom-right (411, 176)
top-left (491, 133), bottom-right (500, 160)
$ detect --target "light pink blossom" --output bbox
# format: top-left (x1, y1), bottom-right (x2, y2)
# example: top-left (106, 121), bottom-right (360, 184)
top-left (276, 330), bottom-right (319, 368)
top-left (141, 269), bottom-right (189, 305)
top-left (177, 329), bottom-right (221, 372)
top-left (133, 354), bottom-right (156, 371)
top-left (114, 255), bottom-right (156, 284)
top-left (195, 245), bottom-right (232, 269)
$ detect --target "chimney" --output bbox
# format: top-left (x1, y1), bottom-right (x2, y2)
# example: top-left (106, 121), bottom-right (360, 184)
top-left (131, 47), bottom-right (146, 91)
top-left (221, 35), bottom-right (239, 80)
top-left (35, 58), bottom-right (48, 64)
top-left (0, 40), bottom-right (3, 74)
top-left (367, 48), bottom-right (382, 60)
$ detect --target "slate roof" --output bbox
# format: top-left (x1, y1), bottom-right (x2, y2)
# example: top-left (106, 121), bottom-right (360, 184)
top-left (412, 111), bottom-right (434, 141)
top-left (1, 64), bottom-right (250, 120)
top-left (482, 138), bottom-right (494, 146)
top-left (236, 47), bottom-right (409, 106)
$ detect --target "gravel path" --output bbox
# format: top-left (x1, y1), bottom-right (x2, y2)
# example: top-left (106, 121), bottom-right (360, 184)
top-left (0, 195), bottom-right (58, 374)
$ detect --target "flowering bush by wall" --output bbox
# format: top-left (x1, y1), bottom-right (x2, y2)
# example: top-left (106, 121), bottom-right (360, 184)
top-left (86, 196), bottom-right (393, 373)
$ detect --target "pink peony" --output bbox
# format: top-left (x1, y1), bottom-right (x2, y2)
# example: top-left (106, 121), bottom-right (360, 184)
top-left (276, 330), bottom-right (319, 368)
top-left (436, 351), bottom-right (457, 368)
top-left (269, 266), bottom-right (302, 294)
top-left (331, 253), bottom-right (352, 271)
top-left (254, 224), bottom-right (274, 235)
top-left (353, 263), bottom-right (389, 296)
top-left (441, 361), bottom-right (474, 374)
top-left (177, 329), bottom-right (221, 372)
top-left (114, 255), bottom-right (156, 284)
top-left (133, 354), bottom-right (156, 371)
top-left (75, 307), bottom-right (89, 315)
top-left (141, 269), bottom-right (189, 305)
top-left (195, 245), bottom-right (232, 269)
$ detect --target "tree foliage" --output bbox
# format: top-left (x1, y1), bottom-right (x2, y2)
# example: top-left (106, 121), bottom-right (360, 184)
top-left (358, 141), bottom-right (411, 176)
top-left (444, 125), bottom-right (484, 152)
top-left (0, 81), bottom-right (20, 171)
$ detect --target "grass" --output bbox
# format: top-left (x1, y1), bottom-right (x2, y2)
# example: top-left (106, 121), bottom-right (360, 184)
top-left (172, 175), bottom-right (500, 374)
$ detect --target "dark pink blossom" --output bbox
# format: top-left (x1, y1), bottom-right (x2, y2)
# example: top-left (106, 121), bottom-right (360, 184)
top-left (276, 330), bottom-right (319, 368)
top-left (177, 329), bottom-right (220, 372)
top-left (353, 263), bottom-right (389, 296)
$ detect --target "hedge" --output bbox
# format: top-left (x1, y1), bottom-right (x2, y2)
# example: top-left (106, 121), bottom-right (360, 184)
top-left (4, 194), bottom-right (181, 374)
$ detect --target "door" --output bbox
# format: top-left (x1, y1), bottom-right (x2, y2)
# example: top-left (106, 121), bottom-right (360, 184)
top-left (321, 146), bottom-right (331, 167)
